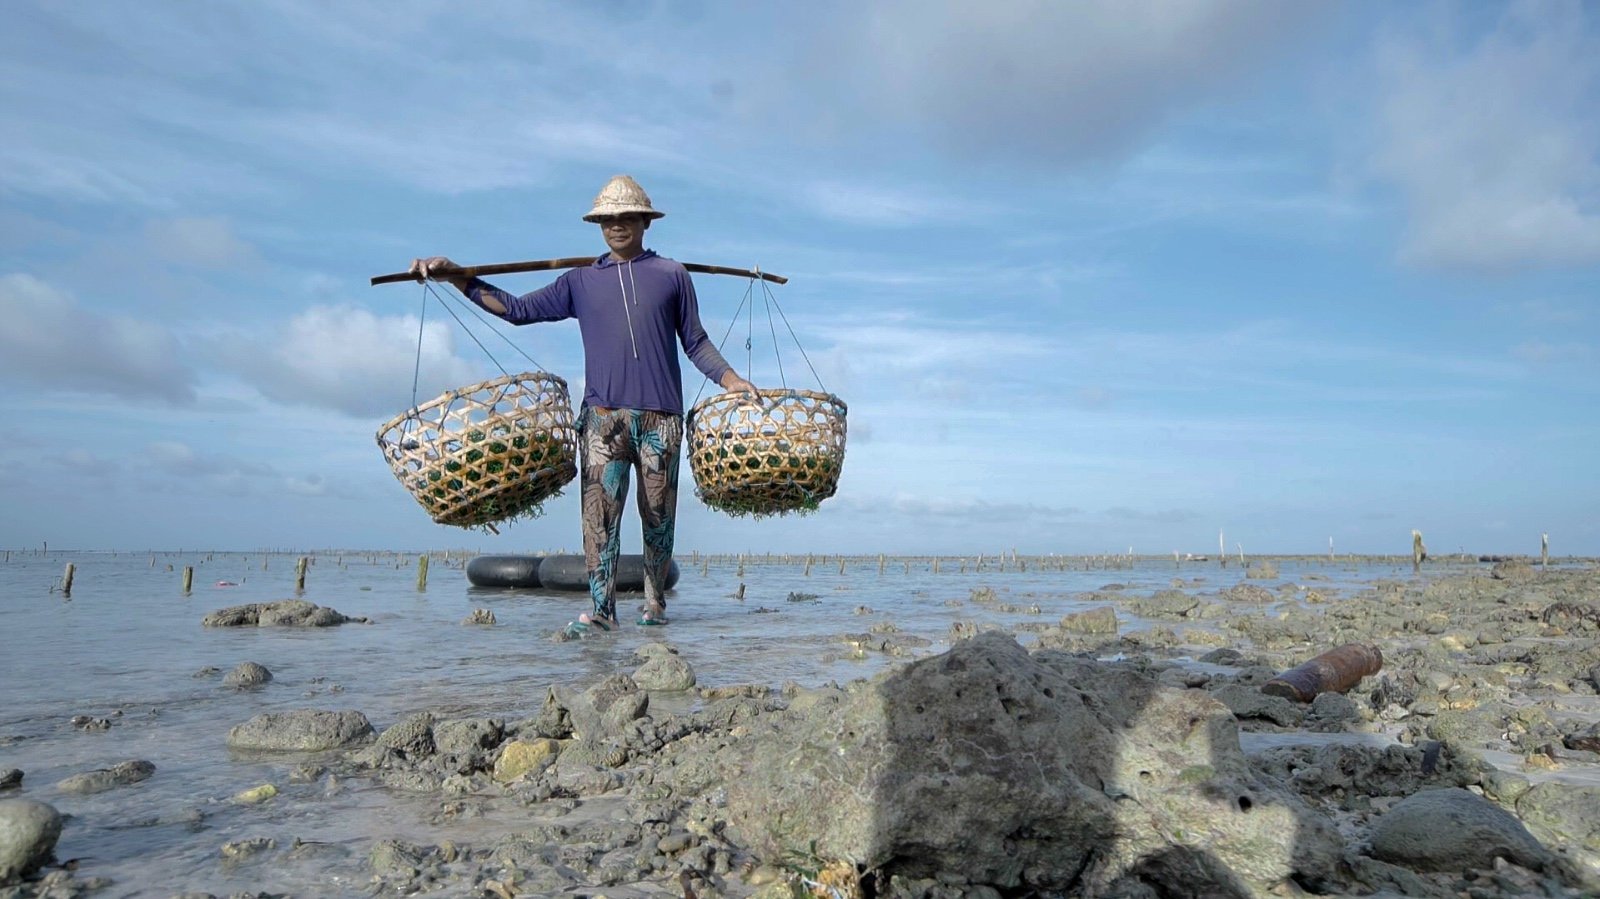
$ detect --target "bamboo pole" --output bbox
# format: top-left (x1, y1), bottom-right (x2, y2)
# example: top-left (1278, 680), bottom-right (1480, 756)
top-left (1411, 530), bottom-right (1426, 574)
top-left (371, 257), bottom-right (788, 286)
top-left (182, 566), bottom-right (194, 595)
top-left (878, 554), bottom-right (886, 575)
top-left (416, 555), bottom-right (430, 590)
top-left (61, 563), bottom-right (75, 596)
top-left (295, 556), bottom-right (309, 592)
top-left (1542, 533), bottom-right (1549, 568)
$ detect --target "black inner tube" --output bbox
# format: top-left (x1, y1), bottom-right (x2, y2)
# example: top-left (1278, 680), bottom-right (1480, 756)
top-left (465, 555), bottom-right (542, 588)
top-left (538, 554), bottom-right (679, 592)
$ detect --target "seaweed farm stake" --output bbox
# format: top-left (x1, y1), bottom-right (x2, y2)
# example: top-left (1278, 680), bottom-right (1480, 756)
top-left (61, 563), bottom-right (75, 597)
top-left (804, 555), bottom-right (812, 576)
top-left (416, 555), bottom-right (429, 591)
top-left (1411, 530), bottom-right (1426, 573)
top-left (1542, 533), bottom-right (1550, 568)
top-left (932, 557), bottom-right (940, 574)
top-left (838, 558), bottom-right (845, 575)
top-left (878, 554), bottom-right (886, 575)
top-left (1219, 529), bottom-right (1226, 568)
top-left (182, 566), bottom-right (193, 595)
top-left (295, 556), bottom-right (308, 593)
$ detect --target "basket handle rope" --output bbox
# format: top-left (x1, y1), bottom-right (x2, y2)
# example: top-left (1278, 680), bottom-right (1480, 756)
top-left (691, 270), bottom-right (830, 413)
top-left (400, 281), bottom-right (550, 437)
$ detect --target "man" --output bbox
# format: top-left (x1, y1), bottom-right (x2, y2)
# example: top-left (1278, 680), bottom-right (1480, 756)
top-left (411, 174), bottom-right (757, 636)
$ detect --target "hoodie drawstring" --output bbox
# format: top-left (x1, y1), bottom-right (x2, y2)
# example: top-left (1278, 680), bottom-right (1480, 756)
top-left (616, 261), bottom-right (639, 359)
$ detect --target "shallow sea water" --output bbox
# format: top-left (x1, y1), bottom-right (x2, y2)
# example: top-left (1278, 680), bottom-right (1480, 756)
top-left (0, 551), bottom-right (1485, 895)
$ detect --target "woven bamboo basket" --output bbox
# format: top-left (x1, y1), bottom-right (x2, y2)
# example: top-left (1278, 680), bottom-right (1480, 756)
top-left (376, 371), bottom-right (578, 528)
top-left (688, 389), bottom-right (847, 517)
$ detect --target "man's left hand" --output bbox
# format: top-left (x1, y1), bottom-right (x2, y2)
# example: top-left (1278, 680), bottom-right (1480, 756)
top-left (720, 372), bottom-right (759, 402)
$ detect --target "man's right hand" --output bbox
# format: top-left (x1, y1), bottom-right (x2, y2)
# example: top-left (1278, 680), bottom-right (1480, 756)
top-left (408, 256), bottom-right (462, 281)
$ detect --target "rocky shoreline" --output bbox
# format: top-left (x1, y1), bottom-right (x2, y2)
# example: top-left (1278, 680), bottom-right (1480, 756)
top-left (4, 562), bottom-right (1600, 897)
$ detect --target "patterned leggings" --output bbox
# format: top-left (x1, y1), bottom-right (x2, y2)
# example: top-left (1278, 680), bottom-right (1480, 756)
top-left (577, 405), bottom-right (683, 621)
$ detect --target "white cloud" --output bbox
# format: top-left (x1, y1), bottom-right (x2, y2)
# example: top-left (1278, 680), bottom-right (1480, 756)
top-left (0, 274), bottom-right (197, 402)
top-left (213, 305), bottom-right (483, 418)
top-left (798, 180), bottom-right (993, 227)
top-left (1374, 2), bottom-right (1600, 269)
top-left (790, 0), bottom-right (1328, 166)
top-left (143, 217), bottom-right (258, 269)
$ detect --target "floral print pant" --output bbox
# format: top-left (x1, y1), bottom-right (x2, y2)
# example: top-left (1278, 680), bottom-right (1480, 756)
top-left (577, 405), bottom-right (683, 621)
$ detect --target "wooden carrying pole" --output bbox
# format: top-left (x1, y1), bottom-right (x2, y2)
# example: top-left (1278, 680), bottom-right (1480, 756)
top-left (371, 257), bottom-right (787, 287)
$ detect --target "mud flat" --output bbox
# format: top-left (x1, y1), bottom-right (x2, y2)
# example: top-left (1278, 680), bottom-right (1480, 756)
top-left (4, 560), bottom-right (1600, 897)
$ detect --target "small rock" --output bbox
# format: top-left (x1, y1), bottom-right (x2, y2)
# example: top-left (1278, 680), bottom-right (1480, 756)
top-left (493, 739), bottom-right (561, 783)
top-left (233, 784), bottom-right (278, 804)
top-left (1057, 606), bottom-right (1118, 635)
top-left (0, 770), bottom-right (20, 791)
top-left (69, 715), bottom-right (111, 731)
top-left (1490, 559), bottom-right (1535, 582)
top-left (223, 661), bottom-right (273, 688)
top-left (226, 710), bottom-right (374, 751)
top-left (0, 799), bottom-right (63, 884)
top-left (1245, 561), bottom-right (1279, 579)
top-left (220, 836), bottom-right (276, 860)
top-left (56, 760), bottom-right (156, 794)
top-left (203, 599), bottom-right (365, 627)
top-left (375, 712), bottom-right (437, 758)
top-left (1370, 787), bottom-right (1552, 872)
top-left (634, 652), bottom-right (697, 691)
top-left (1213, 685), bottom-right (1303, 726)
top-left (462, 608), bottom-right (496, 625)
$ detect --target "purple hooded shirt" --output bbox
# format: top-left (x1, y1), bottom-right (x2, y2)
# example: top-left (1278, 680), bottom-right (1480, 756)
top-left (465, 250), bottom-right (732, 415)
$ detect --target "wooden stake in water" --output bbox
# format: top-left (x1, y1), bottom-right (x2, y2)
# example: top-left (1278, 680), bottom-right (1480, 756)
top-left (933, 557), bottom-right (940, 574)
top-left (295, 556), bottom-right (309, 592)
top-left (62, 563), bottom-right (75, 596)
top-left (803, 555), bottom-right (812, 577)
top-left (838, 557), bottom-right (845, 575)
top-left (1542, 533), bottom-right (1549, 568)
top-left (182, 566), bottom-right (194, 595)
top-left (1219, 529), bottom-right (1226, 568)
top-left (1411, 530), bottom-right (1426, 573)
top-left (416, 555), bottom-right (430, 590)
top-left (878, 554), bottom-right (886, 575)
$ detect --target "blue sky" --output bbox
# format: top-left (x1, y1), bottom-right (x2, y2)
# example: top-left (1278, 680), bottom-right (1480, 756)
top-left (1, 1), bottom-right (1596, 556)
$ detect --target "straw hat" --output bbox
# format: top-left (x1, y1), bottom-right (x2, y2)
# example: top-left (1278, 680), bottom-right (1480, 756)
top-left (582, 174), bottom-right (665, 222)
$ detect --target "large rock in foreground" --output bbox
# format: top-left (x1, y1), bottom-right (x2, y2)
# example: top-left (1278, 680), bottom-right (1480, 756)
top-left (203, 600), bottom-right (365, 628)
top-left (1370, 787), bottom-right (1552, 872)
top-left (721, 632), bottom-right (1344, 897)
top-left (227, 710), bottom-right (374, 751)
top-left (0, 799), bottom-right (62, 885)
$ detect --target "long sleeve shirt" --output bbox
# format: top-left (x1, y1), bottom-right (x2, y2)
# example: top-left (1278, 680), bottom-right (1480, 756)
top-left (465, 250), bottom-right (733, 415)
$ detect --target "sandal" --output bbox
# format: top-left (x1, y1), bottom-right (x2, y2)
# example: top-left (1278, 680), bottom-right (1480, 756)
top-left (637, 608), bottom-right (669, 627)
top-left (562, 613), bottom-right (617, 638)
